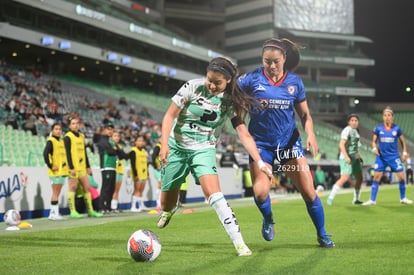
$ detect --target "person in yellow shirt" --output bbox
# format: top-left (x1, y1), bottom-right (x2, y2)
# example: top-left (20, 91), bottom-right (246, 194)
top-left (111, 130), bottom-right (128, 212)
top-left (63, 116), bottom-right (103, 218)
top-left (129, 135), bottom-right (149, 212)
top-left (43, 122), bottom-right (68, 220)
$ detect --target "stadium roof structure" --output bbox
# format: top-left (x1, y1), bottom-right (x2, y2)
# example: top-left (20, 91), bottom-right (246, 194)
top-left (284, 29), bottom-right (373, 43)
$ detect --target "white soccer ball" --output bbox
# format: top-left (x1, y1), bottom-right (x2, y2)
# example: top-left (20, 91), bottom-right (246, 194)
top-left (3, 209), bottom-right (21, 226)
top-left (127, 229), bottom-right (161, 262)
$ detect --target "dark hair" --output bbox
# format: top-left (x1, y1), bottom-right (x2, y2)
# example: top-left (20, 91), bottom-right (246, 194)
top-left (51, 122), bottom-right (62, 130)
top-left (347, 113), bottom-right (359, 122)
top-left (134, 134), bottom-right (145, 142)
top-left (262, 38), bottom-right (301, 71)
top-left (206, 57), bottom-right (257, 117)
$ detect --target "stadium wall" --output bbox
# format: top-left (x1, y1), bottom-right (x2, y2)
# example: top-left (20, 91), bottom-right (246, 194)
top-left (0, 166), bottom-right (243, 220)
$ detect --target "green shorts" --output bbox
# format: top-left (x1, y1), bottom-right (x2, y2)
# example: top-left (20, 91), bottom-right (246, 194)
top-left (339, 157), bottom-right (362, 175)
top-left (50, 176), bottom-right (66, 184)
top-left (161, 147), bottom-right (217, 191)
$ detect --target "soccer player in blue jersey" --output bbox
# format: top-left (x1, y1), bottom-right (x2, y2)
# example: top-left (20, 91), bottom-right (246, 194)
top-left (363, 106), bottom-right (412, 205)
top-left (237, 38), bottom-right (334, 248)
top-left (157, 57), bottom-right (273, 256)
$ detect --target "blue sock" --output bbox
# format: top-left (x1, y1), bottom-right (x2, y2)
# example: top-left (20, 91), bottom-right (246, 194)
top-left (305, 196), bottom-right (327, 236)
top-left (254, 195), bottom-right (273, 221)
top-left (370, 181), bottom-right (379, 201)
top-left (399, 180), bottom-right (406, 200)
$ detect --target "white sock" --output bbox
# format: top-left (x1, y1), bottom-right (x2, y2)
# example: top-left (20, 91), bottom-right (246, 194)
top-left (50, 204), bottom-right (59, 215)
top-left (328, 185), bottom-right (340, 200)
top-left (138, 196), bottom-right (143, 209)
top-left (208, 192), bottom-right (245, 248)
top-left (111, 199), bottom-right (118, 210)
top-left (354, 189), bottom-right (361, 201)
top-left (131, 196), bottom-right (139, 209)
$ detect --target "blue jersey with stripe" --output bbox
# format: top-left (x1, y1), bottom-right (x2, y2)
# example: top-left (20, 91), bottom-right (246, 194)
top-left (374, 123), bottom-right (402, 158)
top-left (238, 67), bottom-right (306, 149)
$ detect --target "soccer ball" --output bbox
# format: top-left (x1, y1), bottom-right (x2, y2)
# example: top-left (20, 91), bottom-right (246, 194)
top-left (3, 209), bottom-right (21, 226)
top-left (127, 229), bottom-right (161, 262)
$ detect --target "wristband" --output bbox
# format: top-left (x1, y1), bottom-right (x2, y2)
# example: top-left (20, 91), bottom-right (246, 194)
top-left (372, 147), bottom-right (377, 152)
top-left (403, 151), bottom-right (408, 156)
top-left (257, 160), bottom-right (266, 169)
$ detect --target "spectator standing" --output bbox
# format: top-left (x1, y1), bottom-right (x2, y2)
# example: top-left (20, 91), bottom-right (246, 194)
top-left (97, 122), bottom-right (128, 214)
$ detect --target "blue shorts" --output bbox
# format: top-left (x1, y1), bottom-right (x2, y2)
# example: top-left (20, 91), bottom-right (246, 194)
top-left (252, 136), bottom-right (305, 166)
top-left (374, 155), bottom-right (403, 172)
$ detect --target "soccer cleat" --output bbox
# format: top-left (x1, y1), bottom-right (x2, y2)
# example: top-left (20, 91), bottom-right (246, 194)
top-left (326, 198), bottom-right (333, 206)
top-left (69, 211), bottom-right (84, 218)
top-left (317, 234), bottom-right (335, 248)
top-left (261, 217), bottom-right (275, 241)
top-left (400, 197), bottom-right (413, 204)
top-left (362, 200), bottom-right (376, 206)
top-left (130, 208), bottom-right (142, 213)
top-left (88, 211), bottom-right (103, 218)
top-left (353, 200), bottom-right (363, 205)
top-left (236, 244), bottom-right (252, 256)
top-left (157, 206), bottom-right (178, 229)
top-left (157, 211), bottom-right (173, 228)
top-left (48, 213), bottom-right (66, 221)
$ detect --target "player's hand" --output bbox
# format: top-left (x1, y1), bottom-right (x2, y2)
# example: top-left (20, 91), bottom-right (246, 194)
top-left (402, 152), bottom-right (409, 162)
top-left (159, 147), bottom-right (169, 166)
top-left (306, 133), bottom-right (318, 157)
top-left (257, 160), bottom-right (273, 183)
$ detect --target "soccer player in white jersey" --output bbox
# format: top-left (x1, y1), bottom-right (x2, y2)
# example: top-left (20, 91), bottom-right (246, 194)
top-left (327, 114), bottom-right (364, 205)
top-left (157, 57), bottom-right (273, 256)
top-left (363, 106), bottom-right (412, 205)
top-left (237, 38), bottom-right (334, 248)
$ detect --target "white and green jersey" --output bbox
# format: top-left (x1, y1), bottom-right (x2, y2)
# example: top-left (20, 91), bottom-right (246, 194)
top-left (169, 78), bottom-right (233, 151)
top-left (339, 126), bottom-right (360, 159)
